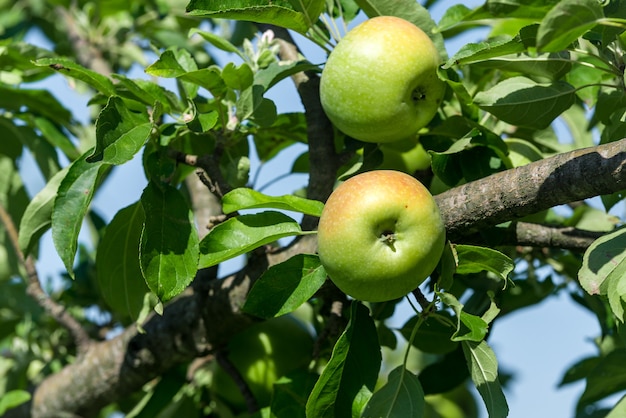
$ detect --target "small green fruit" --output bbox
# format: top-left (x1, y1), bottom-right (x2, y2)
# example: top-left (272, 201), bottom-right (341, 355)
top-left (320, 16), bottom-right (445, 143)
top-left (317, 170), bottom-right (446, 302)
top-left (379, 137), bottom-right (432, 173)
top-left (212, 315), bottom-right (314, 411)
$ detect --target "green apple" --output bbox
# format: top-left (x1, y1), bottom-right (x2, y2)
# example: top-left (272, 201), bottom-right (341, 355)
top-left (317, 170), bottom-right (445, 302)
top-left (379, 137), bottom-right (432, 173)
top-left (212, 315), bottom-right (314, 411)
top-left (320, 16), bottom-right (445, 143)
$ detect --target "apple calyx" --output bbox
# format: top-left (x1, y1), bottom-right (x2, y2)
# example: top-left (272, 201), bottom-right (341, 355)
top-left (379, 230), bottom-right (397, 251)
top-left (412, 86), bottom-right (427, 102)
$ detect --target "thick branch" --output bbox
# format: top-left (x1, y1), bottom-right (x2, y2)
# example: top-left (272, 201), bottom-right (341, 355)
top-left (261, 25), bottom-right (340, 229)
top-left (435, 139), bottom-right (626, 239)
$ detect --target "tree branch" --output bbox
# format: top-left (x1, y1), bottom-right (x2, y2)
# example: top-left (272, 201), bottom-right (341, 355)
top-left (0, 202), bottom-right (92, 355)
top-left (435, 138), bottom-right (626, 240)
top-left (260, 25), bottom-right (340, 230)
top-left (509, 222), bottom-right (605, 251)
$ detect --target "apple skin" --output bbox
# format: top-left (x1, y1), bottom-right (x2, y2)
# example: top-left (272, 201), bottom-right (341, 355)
top-left (212, 315), bottom-right (314, 411)
top-left (317, 170), bottom-right (445, 302)
top-left (320, 16), bottom-right (445, 143)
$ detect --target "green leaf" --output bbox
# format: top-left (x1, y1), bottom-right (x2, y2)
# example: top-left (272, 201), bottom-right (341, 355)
top-left (32, 117), bottom-right (80, 161)
top-left (18, 167), bottom-right (68, 257)
top-left (537, 0), bottom-right (604, 52)
top-left (222, 62), bottom-right (254, 91)
top-left (87, 96), bottom-right (152, 165)
top-left (51, 152), bottom-right (103, 279)
top-left (474, 76), bottom-right (576, 129)
top-left (444, 33), bottom-right (527, 68)
top-left (97, 202), bottom-right (150, 320)
top-left (185, 0), bottom-right (323, 35)
top-left (361, 366), bottom-right (425, 418)
top-left (189, 28), bottom-right (246, 59)
top-left (34, 57), bottom-right (116, 96)
top-left (112, 75), bottom-right (182, 113)
top-left (559, 356), bottom-right (601, 386)
top-left (0, 85), bottom-right (73, 127)
top-left (579, 228), bottom-right (626, 321)
top-left (579, 227), bottom-right (626, 294)
top-left (199, 211), bottom-right (304, 268)
top-left (145, 49), bottom-right (190, 78)
top-left (473, 52), bottom-right (573, 82)
top-left (306, 302), bottom-right (381, 418)
top-left (242, 254), bottom-right (327, 319)
top-left (222, 188), bottom-right (324, 216)
top-left (439, 292), bottom-right (489, 342)
top-left (578, 349), bottom-right (626, 408)
top-left (270, 371), bottom-right (319, 418)
top-left (251, 112), bottom-right (308, 162)
top-left (455, 244), bottom-right (514, 282)
top-left (418, 346), bottom-right (469, 395)
top-left (140, 182), bottom-right (199, 302)
top-left (254, 60), bottom-right (321, 91)
top-left (400, 312), bottom-right (458, 354)
top-left (462, 340), bottom-right (509, 418)
top-left (0, 390), bottom-right (31, 415)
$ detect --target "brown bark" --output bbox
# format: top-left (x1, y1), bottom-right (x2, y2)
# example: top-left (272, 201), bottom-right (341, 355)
top-left (435, 139), bottom-right (626, 239)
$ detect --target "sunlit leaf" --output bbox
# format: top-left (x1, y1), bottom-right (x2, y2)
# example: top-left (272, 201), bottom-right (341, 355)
top-left (88, 96), bottom-right (152, 165)
top-left (186, 0), bottom-right (323, 34)
top-left (112, 75), bottom-right (182, 113)
top-left (462, 340), bottom-right (509, 418)
top-left (51, 152), bottom-right (103, 278)
top-left (579, 227), bottom-right (626, 321)
top-left (474, 76), bottom-right (576, 129)
top-left (198, 211), bottom-right (305, 268)
top-left (242, 254), bottom-right (326, 319)
top-left (18, 167), bottom-right (68, 257)
top-left (34, 57), bottom-right (116, 95)
top-left (222, 188), bottom-right (324, 216)
top-left (579, 227), bottom-right (626, 295)
top-left (537, 0), bottom-right (604, 52)
top-left (455, 244), bottom-right (514, 282)
top-left (0, 390), bottom-right (31, 415)
top-left (439, 292), bottom-right (489, 342)
top-left (189, 27), bottom-right (246, 59)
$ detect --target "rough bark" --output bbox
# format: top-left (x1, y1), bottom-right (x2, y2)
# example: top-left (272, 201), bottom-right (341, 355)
top-left (435, 139), bottom-right (626, 239)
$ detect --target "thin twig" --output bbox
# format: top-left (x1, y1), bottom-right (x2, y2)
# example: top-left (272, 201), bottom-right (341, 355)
top-left (216, 349), bottom-right (259, 413)
top-left (168, 149), bottom-right (232, 198)
top-left (0, 202), bottom-right (92, 354)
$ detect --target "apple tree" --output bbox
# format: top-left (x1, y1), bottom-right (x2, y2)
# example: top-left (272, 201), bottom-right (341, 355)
top-left (1, 0), bottom-right (626, 417)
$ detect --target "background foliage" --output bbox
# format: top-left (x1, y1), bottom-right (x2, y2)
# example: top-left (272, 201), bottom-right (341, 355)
top-left (1, 0), bottom-right (626, 417)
